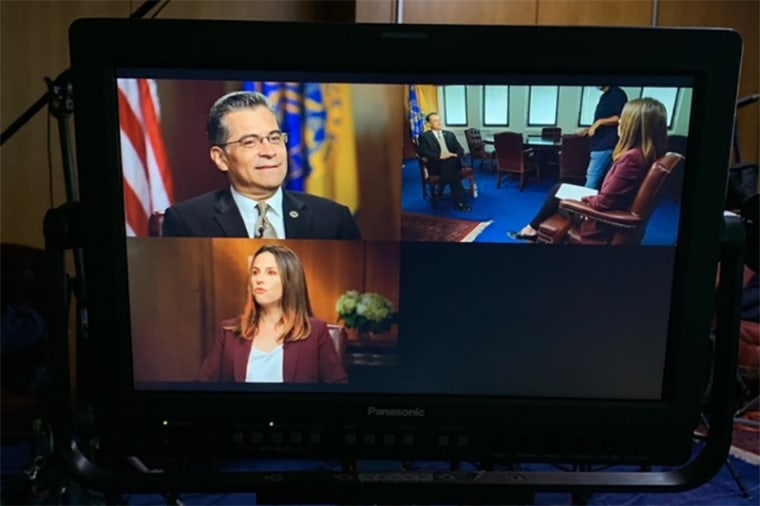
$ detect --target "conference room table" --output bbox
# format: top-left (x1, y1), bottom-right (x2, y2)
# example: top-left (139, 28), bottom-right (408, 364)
top-left (483, 134), bottom-right (562, 174)
top-left (483, 134), bottom-right (561, 147)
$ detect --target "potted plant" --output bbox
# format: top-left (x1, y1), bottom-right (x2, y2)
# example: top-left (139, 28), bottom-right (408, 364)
top-left (335, 290), bottom-right (398, 341)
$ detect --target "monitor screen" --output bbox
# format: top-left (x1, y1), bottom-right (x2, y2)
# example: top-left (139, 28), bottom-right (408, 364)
top-left (68, 19), bottom-right (742, 469)
top-left (119, 71), bottom-right (691, 401)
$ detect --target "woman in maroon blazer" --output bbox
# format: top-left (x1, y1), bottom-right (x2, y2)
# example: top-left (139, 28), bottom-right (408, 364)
top-left (198, 244), bottom-right (348, 383)
top-left (508, 97), bottom-right (668, 241)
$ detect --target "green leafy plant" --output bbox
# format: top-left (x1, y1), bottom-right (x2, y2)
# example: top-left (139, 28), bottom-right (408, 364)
top-left (336, 290), bottom-right (398, 335)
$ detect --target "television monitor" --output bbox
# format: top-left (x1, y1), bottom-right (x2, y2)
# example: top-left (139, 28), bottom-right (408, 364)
top-left (62, 18), bottom-right (743, 501)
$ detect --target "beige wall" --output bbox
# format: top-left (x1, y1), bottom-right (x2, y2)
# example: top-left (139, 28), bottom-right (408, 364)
top-left (440, 85), bottom-right (694, 151)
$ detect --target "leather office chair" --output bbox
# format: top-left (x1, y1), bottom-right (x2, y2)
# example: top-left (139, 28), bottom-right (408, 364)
top-left (665, 135), bottom-right (688, 203)
top-left (493, 132), bottom-right (539, 191)
top-left (464, 128), bottom-right (495, 172)
top-left (326, 324), bottom-right (349, 372)
top-left (541, 127), bottom-right (562, 141)
top-left (558, 134), bottom-right (591, 184)
top-left (416, 154), bottom-right (476, 208)
top-left (537, 152), bottom-right (685, 245)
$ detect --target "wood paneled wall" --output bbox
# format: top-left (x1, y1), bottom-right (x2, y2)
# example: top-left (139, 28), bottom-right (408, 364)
top-left (158, 80), bottom-right (230, 203)
top-left (352, 84), bottom-right (404, 241)
top-left (142, 0), bottom-right (353, 23)
top-left (2, 0), bottom-right (757, 249)
top-left (127, 238), bottom-right (214, 383)
top-left (376, 0), bottom-right (758, 176)
top-left (128, 239), bottom-right (400, 382)
top-left (0, 0), bottom-right (360, 393)
top-left (536, 0), bottom-right (653, 26)
top-left (403, 0), bottom-right (536, 25)
top-left (0, 0), bottom-right (347, 249)
top-left (658, 0), bottom-right (759, 166)
top-left (356, 0), bottom-right (397, 23)
top-left (1, 1), bottom-right (131, 248)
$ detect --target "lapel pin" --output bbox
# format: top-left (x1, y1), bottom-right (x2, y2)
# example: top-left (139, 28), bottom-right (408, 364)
top-left (289, 210), bottom-right (299, 218)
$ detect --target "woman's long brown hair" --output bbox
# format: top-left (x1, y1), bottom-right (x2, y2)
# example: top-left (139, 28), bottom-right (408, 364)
top-left (230, 244), bottom-right (313, 342)
top-left (613, 97), bottom-right (669, 167)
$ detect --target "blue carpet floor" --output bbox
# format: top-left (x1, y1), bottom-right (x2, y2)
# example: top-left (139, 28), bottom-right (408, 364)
top-left (401, 158), bottom-right (681, 245)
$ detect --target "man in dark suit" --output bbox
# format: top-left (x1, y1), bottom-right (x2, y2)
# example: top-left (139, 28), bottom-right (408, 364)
top-left (416, 112), bottom-right (471, 212)
top-left (162, 91), bottom-right (361, 239)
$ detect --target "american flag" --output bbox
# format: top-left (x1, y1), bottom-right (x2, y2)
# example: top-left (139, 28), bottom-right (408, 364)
top-left (118, 78), bottom-right (174, 236)
top-left (409, 85), bottom-right (425, 144)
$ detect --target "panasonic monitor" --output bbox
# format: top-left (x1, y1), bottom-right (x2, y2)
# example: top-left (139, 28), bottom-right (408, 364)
top-left (64, 18), bottom-right (743, 501)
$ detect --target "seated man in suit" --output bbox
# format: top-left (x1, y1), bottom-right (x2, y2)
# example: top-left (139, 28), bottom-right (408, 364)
top-left (162, 91), bottom-right (361, 239)
top-left (417, 112), bottom-right (471, 212)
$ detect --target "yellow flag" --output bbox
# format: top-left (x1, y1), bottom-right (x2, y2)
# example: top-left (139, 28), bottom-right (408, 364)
top-left (416, 85), bottom-right (439, 129)
top-left (307, 84), bottom-right (359, 214)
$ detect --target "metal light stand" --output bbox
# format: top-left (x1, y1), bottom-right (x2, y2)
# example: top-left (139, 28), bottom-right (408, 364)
top-left (0, 1), bottom-right (166, 502)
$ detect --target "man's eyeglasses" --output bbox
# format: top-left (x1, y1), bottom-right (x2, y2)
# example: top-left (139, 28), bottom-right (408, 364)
top-left (219, 131), bottom-right (288, 150)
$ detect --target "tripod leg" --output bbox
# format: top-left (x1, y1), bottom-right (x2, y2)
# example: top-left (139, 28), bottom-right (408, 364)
top-left (723, 456), bottom-right (752, 498)
top-left (734, 391), bottom-right (759, 419)
top-left (696, 415), bottom-right (752, 499)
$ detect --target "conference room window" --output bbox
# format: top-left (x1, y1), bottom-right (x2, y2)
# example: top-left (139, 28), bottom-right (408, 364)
top-left (641, 87), bottom-right (679, 128)
top-left (578, 86), bottom-right (603, 127)
top-left (527, 85), bottom-right (559, 126)
top-left (483, 85), bottom-right (509, 126)
top-left (442, 85), bottom-right (468, 126)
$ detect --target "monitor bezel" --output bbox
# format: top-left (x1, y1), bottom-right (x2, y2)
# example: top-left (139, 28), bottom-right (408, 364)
top-left (69, 19), bottom-right (742, 463)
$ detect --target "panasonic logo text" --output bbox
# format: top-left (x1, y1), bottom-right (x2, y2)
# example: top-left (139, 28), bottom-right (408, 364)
top-left (366, 407), bottom-right (426, 417)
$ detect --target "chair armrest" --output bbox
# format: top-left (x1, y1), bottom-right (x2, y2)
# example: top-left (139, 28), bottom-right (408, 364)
top-left (416, 155), bottom-right (430, 180)
top-left (559, 200), bottom-right (643, 229)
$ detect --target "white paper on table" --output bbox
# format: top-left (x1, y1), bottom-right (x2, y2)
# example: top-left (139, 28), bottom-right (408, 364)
top-left (555, 183), bottom-right (598, 201)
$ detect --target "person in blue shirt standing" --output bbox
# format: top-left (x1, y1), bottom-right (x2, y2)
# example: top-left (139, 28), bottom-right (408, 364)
top-left (582, 86), bottom-right (628, 189)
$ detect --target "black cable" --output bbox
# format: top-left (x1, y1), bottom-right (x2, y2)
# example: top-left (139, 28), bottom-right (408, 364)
top-left (129, 0), bottom-right (162, 19)
top-left (150, 0), bottom-right (170, 19)
top-left (47, 105), bottom-right (54, 208)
